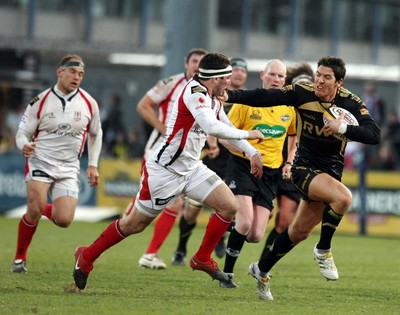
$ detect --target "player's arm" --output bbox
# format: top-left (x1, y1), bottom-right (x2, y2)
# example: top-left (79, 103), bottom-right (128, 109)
top-left (205, 136), bottom-right (220, 159)
top-left (282, 135), bottom-right (296, 180)
top-left (86, 101), bottom-right (103, 186)
top-left (216, 107), bottom-right (261, 152)
top-left (136, 94), bottom-right (166, 135)
top-left (195, 108), bottom-right (264, 178)
top-left (286, 135), bottom-right (297, 165)
top-left (15, 100), bottom-right (40, 158)
top-left (224, 87), bottom-right (295, 108)
top-left (193, 101), bottom-right (263, 144)
top-left (86, 132), bottom-right (102, 187)
top-left (15, 129), bottom-right (35, 158)
top-left (345, 104), bottom-right (381, 144)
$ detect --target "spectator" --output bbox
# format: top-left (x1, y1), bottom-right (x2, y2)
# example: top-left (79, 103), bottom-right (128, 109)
top-left (362, 82), bottom-right (385, 127)
top-left (127, 130), bottom-right (145, 159)
top-left (102, 93), bottom-right (126, 155)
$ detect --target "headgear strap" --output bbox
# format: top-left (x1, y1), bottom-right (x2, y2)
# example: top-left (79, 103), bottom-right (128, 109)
top-left (61, 61), bottom-right (85, 69)
top-left (198, 65), bottom-right (232, 79)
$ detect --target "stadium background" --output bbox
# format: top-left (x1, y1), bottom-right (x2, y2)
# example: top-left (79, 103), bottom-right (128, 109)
top-left (0, 0), bottom-right (399, 237)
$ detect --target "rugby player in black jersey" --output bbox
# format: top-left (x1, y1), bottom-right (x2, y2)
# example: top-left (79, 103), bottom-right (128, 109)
top-left (222, 56), bottom-right (381, 300)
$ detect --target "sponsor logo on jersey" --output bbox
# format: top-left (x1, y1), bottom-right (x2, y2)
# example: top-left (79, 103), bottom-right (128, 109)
top-left (49, 112), bottom-right (56, 119)
top-left (162, 77), bottom-right (174, 85)
top-left (155, 195), bottom-right (175, 206)
top-left (254, 124), bottom-right (286, 138)
top-left (58, 123), bottom-right (72, 131)
top-left (29, 95), bottom-right (40, 106)
top-left (21, 114), bottom-right (28, 123)
top-left (191, 86), bottom-right (206, 95)
top-left (191, 127), bottom-right (206, 136)
top-left (32, 170), bottom-right (50, 178)
top-left (228, 180), bottom-right (236, 189)
top-left (46, 123), bottom-right (80, 137)
top-left (280, 114), bottom-right (291, 122)
top-left (250, 110), bottom-right (262, 120)
top-left (280, 85), bottom-right (293, 93)
top-left (74, 111), bottom-right (82, 121)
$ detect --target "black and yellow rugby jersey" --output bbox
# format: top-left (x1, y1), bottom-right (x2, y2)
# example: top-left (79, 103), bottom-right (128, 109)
top-left (226, 83), bottom-right (381, 179)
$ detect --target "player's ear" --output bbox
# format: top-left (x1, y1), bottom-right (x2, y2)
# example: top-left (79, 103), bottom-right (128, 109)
top-left (336, 78), bottom-right (344, 88)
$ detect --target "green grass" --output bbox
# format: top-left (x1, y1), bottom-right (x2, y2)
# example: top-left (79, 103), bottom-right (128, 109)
top-left (1, 215), bottom-right (399, 315)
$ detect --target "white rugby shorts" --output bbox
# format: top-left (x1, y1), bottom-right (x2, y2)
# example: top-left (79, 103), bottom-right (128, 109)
top-left (135, 161), bottom-right (222, 217)
top-left (25, 157), bottom-right (80, 195)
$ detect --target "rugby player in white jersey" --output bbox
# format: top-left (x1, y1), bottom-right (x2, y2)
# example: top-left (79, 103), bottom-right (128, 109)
top-left (72, 52), bottom-right (264, 290)
top-left (11, 54), bottom-right (102, 273)
top-left (129, 48), bottom-right (208, 269)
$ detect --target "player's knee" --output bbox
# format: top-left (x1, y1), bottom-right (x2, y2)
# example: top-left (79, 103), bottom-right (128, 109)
top-left (246, 232), bottom-right (263, 243)
top-left (336, 190), bottom-right (353, 213)
top-left (53, 217), bottom-right (73, 228)
top-left (226, 198), bottom-right (239, 218)
top-left (277, 217), bottom-right (292, 230)
top-left (236, 220), bottom-right (252, 236)
top-left (27, 199), bottom-right (44, 217)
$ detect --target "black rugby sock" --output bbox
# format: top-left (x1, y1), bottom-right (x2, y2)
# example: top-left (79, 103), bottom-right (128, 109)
top-left (223, 228), bottom-right (247, 274)
top-left (259, 228), bottom-right (295, 274)
top-left (264, 228), bottom-right (279, 250)
top-left (175, 216), bottom-right (196, 254)
top-left (317, 205), bottom-right (343, 250)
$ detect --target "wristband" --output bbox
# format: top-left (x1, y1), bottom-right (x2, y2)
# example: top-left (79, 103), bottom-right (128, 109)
top-left (338, 122), bottom-right (347, 134)
top-left (285, 161), bottom-right (293, 166)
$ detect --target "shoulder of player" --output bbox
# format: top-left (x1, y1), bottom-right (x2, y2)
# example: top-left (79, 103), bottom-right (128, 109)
top-left (187, 80), bottom-right (207, 96)
top-left (28, 88), bottom-right (52, 106)
top-left (293, 82), bottom-right (314, 92)
top-left (78, 88), bottom-right (97, 104)
top-left (158, 72), bottom-right (185, 86)
top-left (337, 86), bottom-right (363, 105)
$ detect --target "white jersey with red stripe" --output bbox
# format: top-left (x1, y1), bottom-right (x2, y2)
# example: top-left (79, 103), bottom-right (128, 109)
top-left (150, 78), bottom-right (234, 175)
top-left (143, 72), bottom-right (188, 160)
top-left (18, 85), bottom-right (101, 166)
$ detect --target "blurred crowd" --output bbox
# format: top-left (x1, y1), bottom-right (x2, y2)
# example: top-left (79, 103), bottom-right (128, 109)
top-left (344, 82), bottom-right (400, 171)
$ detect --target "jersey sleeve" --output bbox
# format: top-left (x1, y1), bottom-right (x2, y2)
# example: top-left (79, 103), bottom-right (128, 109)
top-left (86, 98), bottom-right (103, 166)
top-left (186, 92), bottom-right (249, 140)
top-left (147, 75), bottom-right (177, 105)
top-left (18, 96), bottom-right (41, 134)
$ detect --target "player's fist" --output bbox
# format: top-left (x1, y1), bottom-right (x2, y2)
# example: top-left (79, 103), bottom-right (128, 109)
top-left (247, 130), bottom-right (264, 143)
top-left (22, 142), bottom-right (36, 158)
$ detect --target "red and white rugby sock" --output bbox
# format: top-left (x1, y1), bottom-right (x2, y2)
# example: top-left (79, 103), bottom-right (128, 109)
top-left (14, 214), bottom-right (38, 261)
top-left (195, 212), bottom-right (231, 262)
top-left (83, 219), bottom-right (125, 263)
top-left (145, 208), bottom-right (179, 254)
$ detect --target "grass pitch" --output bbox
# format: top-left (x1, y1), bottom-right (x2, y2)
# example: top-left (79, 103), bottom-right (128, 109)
top-left (0, 215), bottom-right (399, 315)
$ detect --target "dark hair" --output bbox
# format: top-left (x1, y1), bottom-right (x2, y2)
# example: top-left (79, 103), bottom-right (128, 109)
top-left (199, 53), bottom-right (230, 70)
top-left (317, 56), bottom-right (346, 81)
top-left (286, 62), bottom-right (314, 85)
top-left (185, 48), bottom-right (208, 63)
top-left (58, 54), bottom-right (84, 67)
